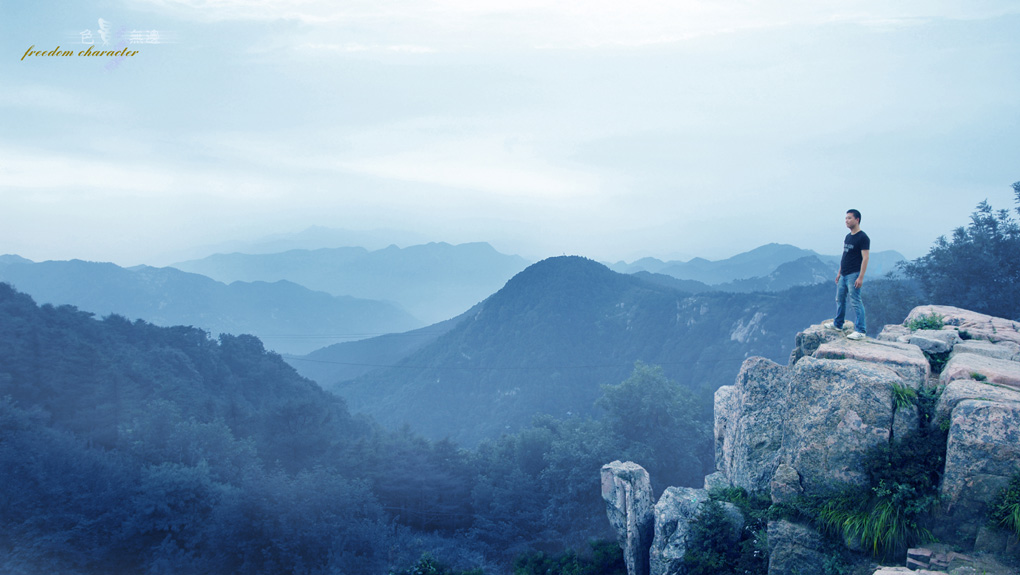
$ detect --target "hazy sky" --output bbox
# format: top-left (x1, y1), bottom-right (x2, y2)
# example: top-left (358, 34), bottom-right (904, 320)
top-left (3, 1), bottom-right (1019, 266)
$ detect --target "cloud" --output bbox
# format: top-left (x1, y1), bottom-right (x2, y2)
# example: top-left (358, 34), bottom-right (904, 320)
top-left (0, 85), bottom-right (122, 118)
top-left (129, 0), bottom-right (1020, 50)
top-left (292, 42), bottom-right (437, 54)
top-left (0, 146), bottom-right (285, 201)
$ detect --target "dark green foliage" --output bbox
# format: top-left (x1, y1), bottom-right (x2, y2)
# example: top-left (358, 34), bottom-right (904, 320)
top-left (680, 488), bottom-right (770, 575)
top-left (512, 541), bottom-right (626, 575)
top-left (923, 351), bottom-right (951, 375)
top-left (899, 187), bottom-right (1020, 321)
top-left (990, 474), bottom-right (1020, 538)
top-left (0, 283), bottom-right (714, 573)
top-left (906, 311), bottom-right (945, 331)
top-left (914, 385), bottom-right (944, 428)
top-left (682, 500), bottom-right (763, 575)
top-left (814, 429), bottom-right (947, 559)
top-left (771, 426), bottom-right (949, 564)
top-left (597, 362), bottom-right (712, 492)
top-left (863, 277), bottom-right (925, 332)
top-left (890, 383), bottom-right (918, 411)
top-left (816, 484), bottom-right (935, 559)
top-left (0, 283), bottom-right (390, 575)
top-left (391, 553), bottom-right (485, 575)
top-left (467, 363), bottom-right (714, 557)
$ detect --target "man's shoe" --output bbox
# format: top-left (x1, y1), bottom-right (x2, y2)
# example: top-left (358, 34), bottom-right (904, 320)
top-left (847, 331), bottom-right (866, 341)
top-left (823, 321), bottom-right (841, 331)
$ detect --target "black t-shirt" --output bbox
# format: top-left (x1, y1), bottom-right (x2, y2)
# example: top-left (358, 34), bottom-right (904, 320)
top-left (840, 231), bottom-right (870, 276)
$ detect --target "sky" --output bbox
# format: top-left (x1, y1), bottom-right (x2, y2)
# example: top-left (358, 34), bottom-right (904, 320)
top-left (2, 0), bottom-right (1019, 267)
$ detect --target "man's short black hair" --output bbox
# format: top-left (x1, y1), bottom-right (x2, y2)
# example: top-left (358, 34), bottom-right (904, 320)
top-left (847, 209), bottom-right (862, 222)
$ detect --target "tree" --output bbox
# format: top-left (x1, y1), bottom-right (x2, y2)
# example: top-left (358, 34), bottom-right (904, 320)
top-left (596, 363), bottom-right (712, 490)
top-left (899, 183), bottom-right (1020, 320)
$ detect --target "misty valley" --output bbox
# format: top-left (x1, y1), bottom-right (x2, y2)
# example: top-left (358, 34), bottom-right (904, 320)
top-left (3, 197), bottom-right (1019, 575)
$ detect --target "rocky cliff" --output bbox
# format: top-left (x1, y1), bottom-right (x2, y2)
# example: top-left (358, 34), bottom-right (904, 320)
top-left (602, 305), bottom-right (1020, 575)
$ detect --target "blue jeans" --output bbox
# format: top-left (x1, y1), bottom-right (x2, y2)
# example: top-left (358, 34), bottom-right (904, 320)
top-left (835, 272), bottom-right (866, 335)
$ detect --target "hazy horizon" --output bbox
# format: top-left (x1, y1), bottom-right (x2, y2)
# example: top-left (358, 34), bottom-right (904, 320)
top-left (4, 1), bottom-right (1019, 267)
top-left (2, 225), bottom-right (912, 270)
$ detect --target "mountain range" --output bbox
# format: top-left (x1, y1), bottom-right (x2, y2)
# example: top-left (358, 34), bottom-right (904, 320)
top-left (308, 256), bottom-right (858, 446)
top-left (172, 242), bottom-right (532, 325)
top-left (607, 243), bottom-right (904, 285)
top-left (151, 226), bottom-right (433, 265)
top-left (0, 258), bottom-right (420, 355)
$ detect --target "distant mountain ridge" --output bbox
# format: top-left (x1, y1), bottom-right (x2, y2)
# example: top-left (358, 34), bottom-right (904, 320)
top-left (172, 242), bottom-right (531, 325)
top-left (608, 243), bottom-right (904, 286)
top-left (321, 256), bottom-right (844, 446)
top-left (148, 226), bottom-right (432, 266)
top-left (286, 314), bottom-right (467, 385)
top-left (630, 255), bottom-right (835, 294)
top-left (0, 258), bottom-right (420, 355)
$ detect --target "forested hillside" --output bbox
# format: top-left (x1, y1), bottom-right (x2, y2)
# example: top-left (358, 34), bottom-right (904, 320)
top-left (330, 257), bottom-right (835, 445)
top-left (0, 282), bottom-right (389, 573)
top-left (0, 282), bottom-right (697, 573)
top-left (312, 256), bottom-right (920, 447)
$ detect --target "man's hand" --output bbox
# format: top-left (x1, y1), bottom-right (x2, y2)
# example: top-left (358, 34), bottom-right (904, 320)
top-left (854, 275), bottom-right (864, 289)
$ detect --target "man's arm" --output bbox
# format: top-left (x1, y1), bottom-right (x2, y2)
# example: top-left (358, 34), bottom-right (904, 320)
top-left (855, 250), bottom-right (869, 289)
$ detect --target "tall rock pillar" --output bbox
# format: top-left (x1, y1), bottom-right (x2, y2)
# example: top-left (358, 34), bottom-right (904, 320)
top-left (601, 461), bottom-right (654, 575)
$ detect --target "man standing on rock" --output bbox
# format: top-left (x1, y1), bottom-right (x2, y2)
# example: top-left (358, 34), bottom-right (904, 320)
top-left (824, 209), bottom-right (869, 340)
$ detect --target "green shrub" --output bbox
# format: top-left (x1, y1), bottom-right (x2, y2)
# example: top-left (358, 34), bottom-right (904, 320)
top-left (990, 474), bottom-right (1020, 539)
top-left (906, 312), bottom-right (945, 331)
top-left (682, 497), bottom-right (768, 575)
top-left (682, 501), bottom-right (742, 575)
top-left (890, 383), bottom-right (917, 411)
top-left (813, 429), bottom-right (947, 560)
top-left (915, 385), bottom-right (944, 429)
top-left (679, 487), bottom-right (771, 575)
top-left (817, 482), bottom-right (937, 558)
top-left (512, 541), bottom-right (625, 575)
top-left (392, 554), bottom-right (484, 575)
top-left (923, 351), bottom-right (950, 375)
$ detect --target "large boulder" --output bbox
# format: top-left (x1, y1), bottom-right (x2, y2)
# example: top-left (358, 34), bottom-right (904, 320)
top-left (715, 357), bottom-right (787, 494)
top-left (789, 322), bottom-right (846, 364)
top-left (907, 329), bottom-right (962, 355)
top-left (932, 317), bottom-right (1020, 545)
top-left (713, 384), bottom-right (738, 468)
top-left (649, 487), bottom-right (742, 575)
top-left (766, 520), bottom-right (827, 575)
top-left (938, 398), bottom-right (1020, 544)
top-left (812, 337), bottom-right (929, 387)
top-left (601, 461), bottom-right (655, 575)
top-left (716, 349), bottom-right (912, 498)
top-left (934, 379), bottom-right (1020, 425)
top-left (904, 305), bottom-right (1020, 346)
top-left (769, 463), bottom-right (803, 505)
top-left (940, 353), bottom-right (1020, 390)
top-left (782, 356), bottom-right (905, 494)
top-left (951, 339), bottom-right (1020, 362)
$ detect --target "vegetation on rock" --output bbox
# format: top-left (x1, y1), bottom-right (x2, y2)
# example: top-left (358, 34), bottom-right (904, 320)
top-left (990, 474), bottom-right (1020, 539)
top-left (900, 183), bottom-right (1020, 321)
